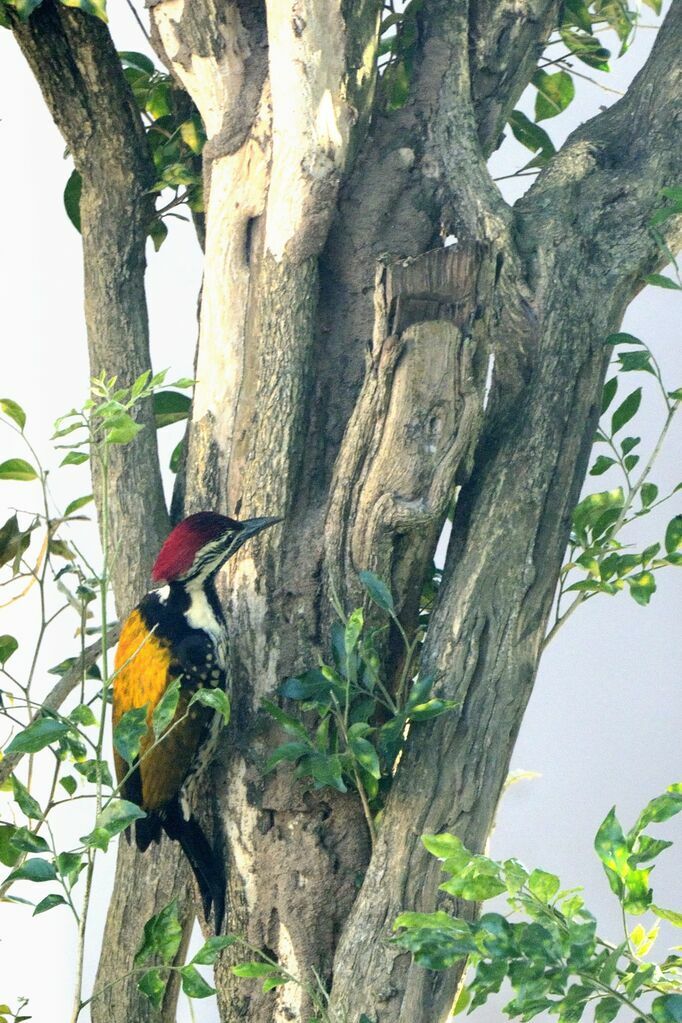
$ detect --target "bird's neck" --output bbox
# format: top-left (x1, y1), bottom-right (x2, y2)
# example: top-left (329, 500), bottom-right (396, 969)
top-left (171, 577), bottom-right (225, 637)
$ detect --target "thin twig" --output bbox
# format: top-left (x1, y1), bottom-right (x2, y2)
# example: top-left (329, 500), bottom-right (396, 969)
top-left (0, 627), bottom-right (120, 787)
top-left (124, 0), bottom-right (152, 45)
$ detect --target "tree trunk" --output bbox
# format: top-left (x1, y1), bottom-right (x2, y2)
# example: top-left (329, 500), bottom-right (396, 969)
top-left (9, 0), bottom-right (682, 1021)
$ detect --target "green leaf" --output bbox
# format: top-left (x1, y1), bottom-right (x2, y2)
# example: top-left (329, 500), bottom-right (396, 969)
top-left (152, 676), bottom-right (181, 738)
top-left (611, 388), bottom-right (641, 435)
top-left (344, 607), bottom-right (364, 659)
top-left (0, 458), bottom-right (37, 481)
top-left (503, 858), bottom-right (529, 894)
top-left (532, 69), bottom-right (575, 121)
top-left (358, 570), bottom-right (395, 613)
top-left (405, 675), bottom-right (435, 711)
top-left (153, 391), bottom-right (191, 428)
top-left (561, 0), bottom-right (593, 32)
top-left (75, 758), bottom-right (113, 787)
top-left (640, 483), bottom-right (658, 508)
top-left (422, 833), bottom-right (472, 864)
top-left (620, 436), bottom-right (640, 456)
top-left (627, 571), bottom-right (656, 606)
top-left (0, 634), bottom-right (18, 665)
top-left (12, 775), bottom-right (43, 820)
top-left (9, 828), bottom-right (49, 854)
top-left (190, 687), bottom-right (230, 724)
top-left (5, 857), bottom-right (56, 883)
top-left (169, 439), bottom-right (184, 474)
top-left (641, 542), bottom-right (660, 566)
top-left (262, 974), bottom-right (289, 992)
top-left (60, 775), bottom-right (77, 796)
top-left (633, 786), bottom-right (682, 833)
top-left (33, 893), bottom-right (67, 916)
top-left (147, 79), bottom-right (173, 119)
top-left (280, 668), bottom-right (339, 703)
top-left (590, 455), bottom-right (616, 476)
top-left (180, 965), bottom-right (216, 998)
top-left (70, 703), bottom-right (97, 727)
top-left (105, 413), bottom-right (144, 445)
top-left (665, 516), bottom-right (682, 555)
top-left (232, 962), bottom-right (278, 979)
top-left (119, 50), bottom-right (155, 74)
top-left (0, 398), bottom-right (26, 431)
top-left (623, 867), bottom-right (651, 914)
top-left (601, 377), bottom-right (618, 413)
top-left (180, 116), bottom-right (205, 154)
top-left (82, 799), bottom-right (146, 852)
top-left (138, 968), bottom-right (166, 1009)
top-left (191, 935), bottom-right (238, 965)
top-left (618, 350), bottom-right (655, 375)
top-left (560, 28), bottom-right (610, 70)
top-left (64, 494), bottom-right (93, 517)
top-left (6, 718), bottom-right (71, 755)
top-left (594, 807), bottom-right (628, 893)
top-left (652, 995), bottom-right (682, 1023)
top-left (148, 218), bottom-right (168, 252)
top-left (262, 699), bottom-right (309, 738)
top-left (528, 868), bottom-right (560, 902)
top-left (644, 274), bottom-right (681, 291)
top-left (394, 909), bottom-right (462, 931)
top-left (63, 169), bottom-right (82, 232)
top-left (440, 873), bottom-right (506, 901)
top-left (652, 905), bottom-right (682, 928)
top-left (113, 705), bottom-right (148, 765)
top-left (0, 825), bottom-right (20, 867)
top-left (135, 900), bottom-right (183, 967)
top-left (348, 733), bottom-right (381, 779)
top-left (264, 742), bottom-right (311, 773)
top-left (55, 851), bottom-right (84, 884)
top-left (408, 698), bottom-right (458, 721)
top-left (595, 996), bottom-right (622, 1023)
top-left (309, 753), bottom-right (347, 792)
top-left (509, 110), bottom-right (556, 162)
top-left (60, 451), bottom-right (89, 467)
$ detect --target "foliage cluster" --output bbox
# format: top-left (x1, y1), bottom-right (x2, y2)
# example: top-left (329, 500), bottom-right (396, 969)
top-left (394, 785), bottom-right (682, 1023)
top-left (264, 569), bottom-right (455, 844)
top-left (549, 330), bottom-right (682, 642)
top-left (0, 372), bottom-right (224, 1021)
top-left (379, 0), bottom-right (664, 178)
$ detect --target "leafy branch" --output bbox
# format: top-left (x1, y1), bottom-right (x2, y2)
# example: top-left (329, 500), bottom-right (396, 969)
top-left (545, 331), bottom-right (681, 647)
top-left (394, 783), bottom-right (682, 1023)
top-left (263, 570), bottom-right (457, 848)
top-left (0, 370), bottom-right (194, 1020)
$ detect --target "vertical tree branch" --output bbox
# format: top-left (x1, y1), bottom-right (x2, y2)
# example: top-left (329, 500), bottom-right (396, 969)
top-left (11, 8), bottom-right (190, 1022)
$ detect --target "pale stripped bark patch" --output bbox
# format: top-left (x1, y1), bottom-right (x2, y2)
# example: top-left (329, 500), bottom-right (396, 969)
top-left (264, 0), bottom-right (352, 261)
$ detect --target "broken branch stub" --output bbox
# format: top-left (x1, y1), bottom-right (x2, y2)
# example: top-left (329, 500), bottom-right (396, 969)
top-left (326, 242), bottom-right (493, 626)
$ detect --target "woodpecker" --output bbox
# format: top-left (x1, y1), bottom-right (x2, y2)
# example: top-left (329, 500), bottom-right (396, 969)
top-left (112, 511), bottom-right (280, 932)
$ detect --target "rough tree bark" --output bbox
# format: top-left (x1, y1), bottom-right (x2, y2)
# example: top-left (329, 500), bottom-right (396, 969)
top-left (12, 8), bottom-right (196, 1020)
top-left (8, 1), bottom-right (682, 1022)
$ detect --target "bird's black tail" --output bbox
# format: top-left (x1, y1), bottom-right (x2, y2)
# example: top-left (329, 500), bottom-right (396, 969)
top-left (162, 800), bottom-right (225, 934)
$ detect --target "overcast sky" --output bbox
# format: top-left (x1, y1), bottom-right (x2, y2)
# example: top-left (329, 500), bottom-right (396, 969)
top-left (0, 5), bottom-right (680, 1022)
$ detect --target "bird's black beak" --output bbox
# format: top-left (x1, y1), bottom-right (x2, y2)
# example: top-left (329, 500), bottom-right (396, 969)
top-left (238, 516), bottom-right (283, 542)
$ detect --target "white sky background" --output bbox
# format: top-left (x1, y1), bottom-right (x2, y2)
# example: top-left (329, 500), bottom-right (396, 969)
top-left (0, 3), bottom-right (680, 1022)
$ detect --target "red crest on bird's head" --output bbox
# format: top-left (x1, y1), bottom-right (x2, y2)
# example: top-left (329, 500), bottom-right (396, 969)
top-left (152, 512), bottom-right (238, 583)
